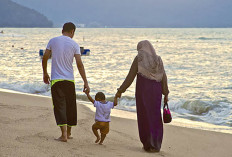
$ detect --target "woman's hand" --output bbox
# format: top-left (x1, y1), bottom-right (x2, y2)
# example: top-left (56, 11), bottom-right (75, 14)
top-left (164, 95), bottom-right (168, 104)
top-left (115, 91), bottom-right (122, 98)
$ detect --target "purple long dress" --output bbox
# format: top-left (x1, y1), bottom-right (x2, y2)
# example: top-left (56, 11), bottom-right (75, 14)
top-left (136, 74), bottom-right (163, 151)
top-left (118, 56), bottom-right (169, 151)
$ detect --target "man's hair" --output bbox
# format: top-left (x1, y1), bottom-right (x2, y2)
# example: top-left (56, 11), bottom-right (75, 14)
top-left (95, 92), bottom-right (105, 101)
top-left (62, 22), bottom-right (76, 33)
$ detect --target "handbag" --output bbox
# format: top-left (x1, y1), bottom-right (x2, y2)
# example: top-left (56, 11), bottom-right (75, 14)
top-left (163, 103), bottom-right (172, 123)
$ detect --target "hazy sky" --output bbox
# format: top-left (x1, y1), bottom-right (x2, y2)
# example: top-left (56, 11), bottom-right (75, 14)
top-left (11, 0), bottom-right (232, 27)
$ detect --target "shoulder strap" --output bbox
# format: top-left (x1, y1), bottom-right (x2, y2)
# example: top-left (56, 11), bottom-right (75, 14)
top-left (163, 103), bottom-right (169, 109)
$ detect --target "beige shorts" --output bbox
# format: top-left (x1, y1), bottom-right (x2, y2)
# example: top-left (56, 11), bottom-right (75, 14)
top-left (92, 121), bottom-right (110, 135)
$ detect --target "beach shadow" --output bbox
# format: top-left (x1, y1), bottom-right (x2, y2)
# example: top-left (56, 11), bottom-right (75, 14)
top-left (128, 146), bottom-right (166, 156)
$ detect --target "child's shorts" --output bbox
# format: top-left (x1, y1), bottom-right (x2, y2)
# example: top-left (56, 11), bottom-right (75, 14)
top-left (92, 121), bottom-right (109, 135)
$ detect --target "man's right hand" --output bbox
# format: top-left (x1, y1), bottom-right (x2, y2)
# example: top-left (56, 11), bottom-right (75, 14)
top-left (84, 86), bottom-right (90, 95)
top-left (43, 73), bottom-right (50, 84)
top-left (83, 83), bottom-right (90, 93)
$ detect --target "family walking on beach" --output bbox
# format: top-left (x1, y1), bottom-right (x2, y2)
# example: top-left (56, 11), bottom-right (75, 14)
top-left (42, 22), bottom-right (169, 152)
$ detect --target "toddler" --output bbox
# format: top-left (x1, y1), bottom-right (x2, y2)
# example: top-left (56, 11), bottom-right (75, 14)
top-left (85, 91), bottom-right (117, 145)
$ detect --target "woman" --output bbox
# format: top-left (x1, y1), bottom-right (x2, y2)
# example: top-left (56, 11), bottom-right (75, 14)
top-left (115, 40), bottom-right (169, 152)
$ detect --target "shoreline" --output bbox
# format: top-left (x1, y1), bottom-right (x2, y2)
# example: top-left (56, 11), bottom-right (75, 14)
top-left (1, 90), bottom-right (232, 157)
top-left (0, 88), bottom-right (231, 135)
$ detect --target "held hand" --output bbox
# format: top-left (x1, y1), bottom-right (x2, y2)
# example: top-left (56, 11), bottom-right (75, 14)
top-left (43, 73), bottom-right (50, 84)
top-left (84, 88), bottom-right (90, 95)
top-left (164, 95), bottom-right (168, 104)
top-left (83, 83), bottom-right (90, 93)
top-left (115, 91), bottom-right (122, 99)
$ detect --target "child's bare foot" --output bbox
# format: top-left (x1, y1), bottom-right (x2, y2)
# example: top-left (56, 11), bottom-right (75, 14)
top-left (95, 137), bottom-right (100, 143)
top-left (99, 134), bottom-right (106, 145)
top-left (55, 136), bottom-right (67, 142)
top-left (67, 133), bottom-right (73, 139)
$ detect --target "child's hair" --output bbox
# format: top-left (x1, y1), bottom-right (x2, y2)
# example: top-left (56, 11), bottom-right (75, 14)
top-left (95, 92), bottom-right (105, 101)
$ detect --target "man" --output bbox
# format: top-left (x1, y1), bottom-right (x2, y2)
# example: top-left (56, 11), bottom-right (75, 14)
top-left (42, 22), bottom-right (90, 142)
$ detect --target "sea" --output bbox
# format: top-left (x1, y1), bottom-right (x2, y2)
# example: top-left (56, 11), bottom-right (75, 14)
top-left (0, 28), bottom-right (231, 134)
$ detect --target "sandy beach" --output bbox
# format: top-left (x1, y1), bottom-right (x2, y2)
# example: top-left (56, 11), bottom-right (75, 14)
top-left (0, 90), bottom-right (231, 157)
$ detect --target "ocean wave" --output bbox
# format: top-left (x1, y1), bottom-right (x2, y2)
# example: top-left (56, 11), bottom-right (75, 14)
top-left (173, 100), bottom-right (211, 115)
top-left (169, 100), bottom-right (231, 114)
top-left (0, 82), bottom-right (231, 127)
top-left (0, 33), bottom-right (26, 37)
top-left (169, 100), bottom-right (232, 126)
top-left (76, 93), bottom-right (231, 126)
top-left (0, 82), bottom-right (50, 96)
top-left (198, 37), bottom-right (224, 40)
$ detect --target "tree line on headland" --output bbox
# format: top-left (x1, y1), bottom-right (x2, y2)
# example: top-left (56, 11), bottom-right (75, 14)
top-left (0, 0), bottom-right (53, 28)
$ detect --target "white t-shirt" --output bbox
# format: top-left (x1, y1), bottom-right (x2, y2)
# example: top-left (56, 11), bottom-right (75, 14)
top-left (94, 101), bottom-right (114, 122)
top-left (46, 35), bottom-right (81, 80)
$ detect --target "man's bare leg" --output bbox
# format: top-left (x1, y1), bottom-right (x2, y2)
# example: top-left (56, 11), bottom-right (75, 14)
top-left (67, 126), bottom-right (73, 139)
top-left (56, 125), bottom-right (67, 142)
top-left (92, 126), bottom-right (100, 143)
top-left (99, 134), bottom-right (106, 145)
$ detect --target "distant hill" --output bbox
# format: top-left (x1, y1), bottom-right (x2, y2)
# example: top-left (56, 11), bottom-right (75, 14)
top-left (0, 0), bottom-right (53, 27)
top-left (11, 0), bottom-right (232, 28)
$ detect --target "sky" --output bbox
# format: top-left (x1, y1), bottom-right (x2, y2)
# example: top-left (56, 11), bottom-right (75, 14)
top-left (11, 0), bottom-right (232, 27)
